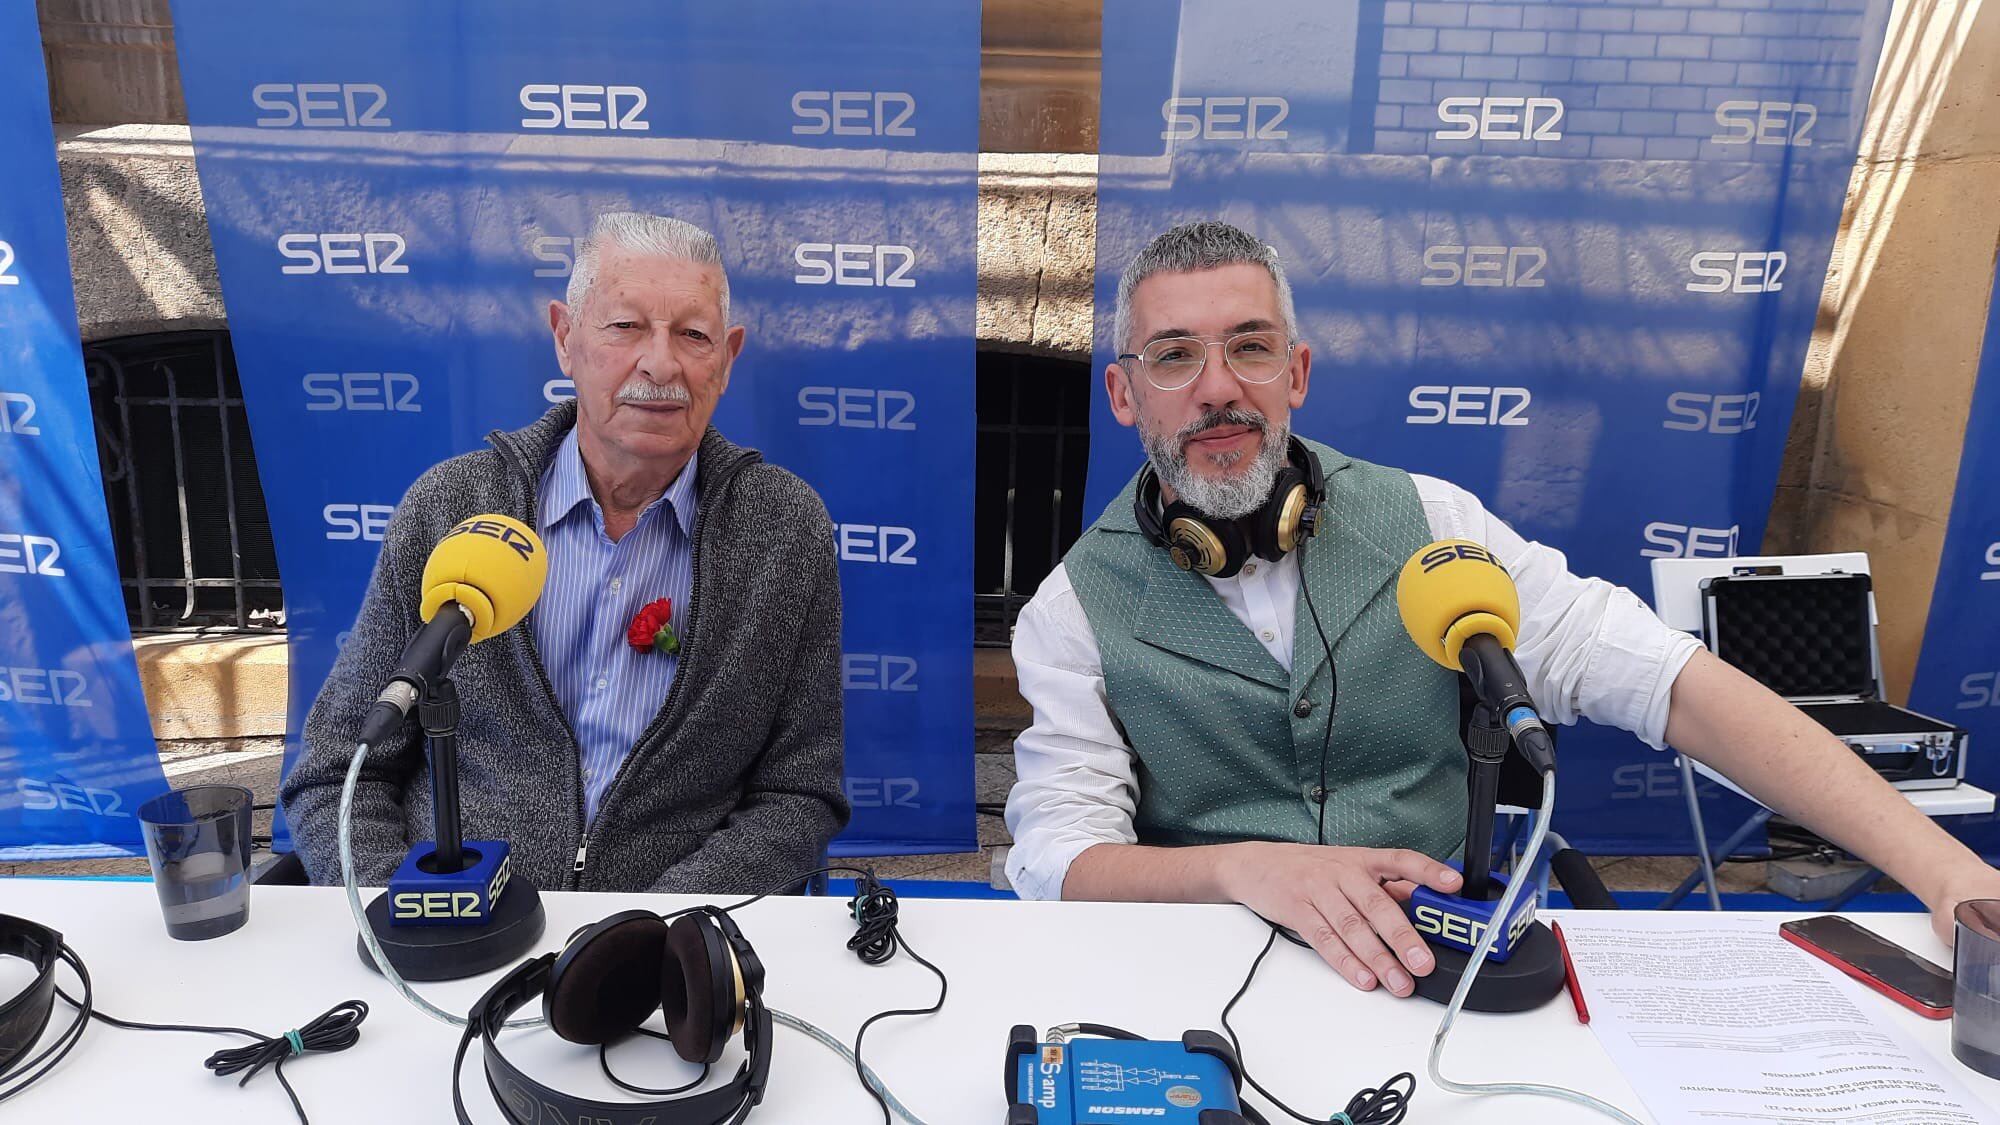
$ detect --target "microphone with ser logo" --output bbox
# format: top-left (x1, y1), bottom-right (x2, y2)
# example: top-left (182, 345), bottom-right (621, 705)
top-left (345, 514), bottom-right (552, 984)
top-left (1396, 539), bottom-right (1555, 776)
top-left (1394, 539), bottom-right (1568, 1014)
top-left (355, 515), bottom-right (549, 750)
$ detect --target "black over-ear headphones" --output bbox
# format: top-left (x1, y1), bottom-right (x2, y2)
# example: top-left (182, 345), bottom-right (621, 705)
top-left (0, 915), bottom-right (66, 1081)
top-left (456, 906), bottom-right (771, 1125)
top-left (1135, 434), bottom-right (1326, 579)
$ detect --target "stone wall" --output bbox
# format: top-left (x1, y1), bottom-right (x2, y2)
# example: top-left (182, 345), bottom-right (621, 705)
top-left (1765, 0), bottom-right (1998, 702)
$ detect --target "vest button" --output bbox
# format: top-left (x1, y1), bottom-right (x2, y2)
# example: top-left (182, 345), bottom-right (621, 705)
top-left (1294, 698), bottom-right (1314, 718)
top-left (1309, 784), bottom-right (1327, 804)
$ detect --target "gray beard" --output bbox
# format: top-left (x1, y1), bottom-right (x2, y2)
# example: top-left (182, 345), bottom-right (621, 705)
top-left (1142, 411), bottom-right (1289, 520)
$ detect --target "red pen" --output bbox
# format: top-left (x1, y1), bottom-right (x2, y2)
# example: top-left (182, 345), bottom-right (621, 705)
top-left (1551, 920), bottom-right (1590, 1025)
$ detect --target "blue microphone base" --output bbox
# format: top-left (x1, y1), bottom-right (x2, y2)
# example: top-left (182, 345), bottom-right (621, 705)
top-left (356, 880), bottom-right (545, 981)
top-left (1413, 921), bottom-right (1566, 1013)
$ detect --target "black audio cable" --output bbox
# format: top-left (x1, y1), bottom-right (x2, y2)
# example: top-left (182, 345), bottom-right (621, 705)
top-left (646, 864), bottom-right (947, 1125)
top-left (59, 985), bottom-right (366, 1124)
top-left (1222, 926), bottom-right (1414, 1125)
top-left (0, 937), bottom-right (365, 1124)
top-left (1297, 539), bottom-right (1341, 846)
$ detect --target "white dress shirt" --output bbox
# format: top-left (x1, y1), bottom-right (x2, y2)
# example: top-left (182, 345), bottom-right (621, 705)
top-left (1003, 473), bottom-right (1704, 902)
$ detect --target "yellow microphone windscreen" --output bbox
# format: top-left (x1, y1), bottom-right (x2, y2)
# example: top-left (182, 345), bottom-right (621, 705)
top-left (1395, 539), bottom-right (1520, 671)
top-left (419, 515), bottom-right (549, 643)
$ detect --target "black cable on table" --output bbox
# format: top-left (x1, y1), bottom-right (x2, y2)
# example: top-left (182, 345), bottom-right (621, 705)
top-left (699, 864), bottom-right (949, 1125)
top-left (52, 979), bottom-right (367, 1125)
top-left (1221, 927), bottom-right (1414, 1125)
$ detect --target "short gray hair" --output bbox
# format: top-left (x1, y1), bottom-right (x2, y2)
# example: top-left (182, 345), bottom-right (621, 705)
top-left (1113, 220), bottom-right (1298, 356)
top-left (566, 211), bottom-right (730, 323)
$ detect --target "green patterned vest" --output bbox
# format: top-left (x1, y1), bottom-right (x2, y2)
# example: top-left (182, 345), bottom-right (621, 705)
top-left (1064, 439), bottom-right (1466, 858)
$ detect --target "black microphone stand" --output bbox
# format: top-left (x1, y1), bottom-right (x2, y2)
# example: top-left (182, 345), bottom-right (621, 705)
top-left (1407, 702), bottom-right (1568, 1013)
top-left (1460, 704), bottom-right (1508, 901)
top-left (421, 678), bottom-right (465, 874)
top-left (356, 667), bottom-right (545, 981)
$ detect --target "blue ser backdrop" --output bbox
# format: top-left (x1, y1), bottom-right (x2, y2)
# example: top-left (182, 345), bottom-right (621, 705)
top-left (1910, 257), bottom-right (2000, 861)
top-left (170, 0), bottom-right (979, 854)
top-left (1094, 0), bottom-right (1889, 854)
top-left (0, 6), bottom-right (170, 859)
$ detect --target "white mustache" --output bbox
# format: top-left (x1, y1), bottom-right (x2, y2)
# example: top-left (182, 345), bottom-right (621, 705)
top-left (616, 381), bottom-right (691, 405)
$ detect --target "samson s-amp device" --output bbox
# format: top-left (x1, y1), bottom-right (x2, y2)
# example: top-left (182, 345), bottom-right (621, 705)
top-left (1004, 1025), bottom-right (1253, 1125)
top-left (1701, 571), bottom-right (1966, 790)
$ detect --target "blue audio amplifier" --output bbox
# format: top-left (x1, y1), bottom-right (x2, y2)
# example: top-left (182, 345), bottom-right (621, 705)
top-left (1004, 1026), bottom-right (1252, 1124)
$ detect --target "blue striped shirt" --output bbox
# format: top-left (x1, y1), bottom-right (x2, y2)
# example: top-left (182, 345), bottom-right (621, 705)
top-left (531, 429), bottom-right (698, 827)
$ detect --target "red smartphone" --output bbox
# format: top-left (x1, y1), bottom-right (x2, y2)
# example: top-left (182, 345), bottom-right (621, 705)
top-left (1779, 915), bottom-right (1954, 1019)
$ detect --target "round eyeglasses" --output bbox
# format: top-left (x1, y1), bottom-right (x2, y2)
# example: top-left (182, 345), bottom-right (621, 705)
top-left (1116, 330), bottom-right (1295, 392)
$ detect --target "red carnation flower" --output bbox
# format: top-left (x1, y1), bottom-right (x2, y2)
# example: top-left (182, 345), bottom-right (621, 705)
top-left (626, 598), bottom-right (679, 655)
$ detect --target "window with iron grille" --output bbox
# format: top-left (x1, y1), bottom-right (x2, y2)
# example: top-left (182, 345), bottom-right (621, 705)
top-left (974, 348), bottom-right (1092, 646)
top-left (84, 331), bottom-right (283, 632)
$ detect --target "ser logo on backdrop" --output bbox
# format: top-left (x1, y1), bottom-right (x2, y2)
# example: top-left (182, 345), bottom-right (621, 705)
top-left (324, 504), bottom-right (395, 541)
top-left (1160, 96), bottom-right (1290, 141)
top-left (519, 85), bottom-right (649, 131)
top-left (0, 533), bottom-right (65, 577)
top-left (304, 372), bottom-right (421, 413)
top-left (845, 777), bottom-right (921, 809)
top-left (0, 392), bottom-right (39, 435)
top-left (793, 243), bottom-right (917, 288)
top-left (1962, 672), bottom-right (2000, 710)
top-left (1640, 522), bottom-right (1740, 559)
top-left (0, 667), bottom-right (91, 708)
top-left (835, 524), bottom-right (918, 565)
top-left (791, 91), bottom-right (916, 137)
top-left (279, 233), bottom-right (409, 275)
top-left (252, 83), bottom-right (391, 128)
top-left (1435, 97), bottom-right (1564, 141)
top-left (843, 653), bottom-right (919, 692)
top-left (16, 778), bottom-right (124, 814)
top-left (531, 235), bottom-right (577, 278)
top-left (799, 387), bottom-right (915, 430)
top-left (1984, 541), bottom-right (2000, 581)
top-left (1664, 392), bottom-right (1759, 433)
top-left (1687, 251), bottom-right (1786, 294)
top-left (1407, 386), bottom-right (1530, 427)
top-left (1609, 761), bottom-right (1724, 801)
top-left (1420, 245), bottom-right (1546, 288)
top-left (1712, 101), bottom-right (1817, 147)
top-left (0, 238), bottom-right (17, 285)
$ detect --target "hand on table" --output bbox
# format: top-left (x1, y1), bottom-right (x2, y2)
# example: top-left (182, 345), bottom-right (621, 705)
top-left (1221, 842), bottom-right (1462, 997)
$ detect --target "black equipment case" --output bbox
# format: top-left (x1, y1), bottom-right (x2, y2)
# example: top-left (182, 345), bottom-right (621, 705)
top-left (1700, 571), bottom-right (1966, 790)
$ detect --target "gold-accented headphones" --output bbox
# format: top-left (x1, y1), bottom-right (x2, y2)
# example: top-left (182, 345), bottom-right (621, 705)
top-left (1134, 435), bottom-right (1327, 578)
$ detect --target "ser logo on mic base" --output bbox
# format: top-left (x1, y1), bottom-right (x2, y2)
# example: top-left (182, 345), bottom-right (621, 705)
top-left (351, 514), bottom-right (551, 982)
top-left (387, 844), bottom-right (512, 926)
top-left (1406, 864), bottom-right (1538, 962)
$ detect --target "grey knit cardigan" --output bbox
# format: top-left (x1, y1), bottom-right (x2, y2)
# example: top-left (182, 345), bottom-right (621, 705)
top-left (281, 401), bottom-right (849, 893)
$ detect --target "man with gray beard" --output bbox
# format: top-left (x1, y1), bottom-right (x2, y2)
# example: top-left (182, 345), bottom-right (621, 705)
top-left (283, 211), bottom-right (848, 894)
top-left (1006, 219), bottom-right (2000, 998)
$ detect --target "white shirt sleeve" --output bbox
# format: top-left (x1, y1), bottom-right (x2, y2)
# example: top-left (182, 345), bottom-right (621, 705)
top-left (1004, 475), bottom-right (1704, 901)
top-left (1410, 474), bottom-right (1702, 750)
top-left (1002, 565), bottom-right (1140, 901)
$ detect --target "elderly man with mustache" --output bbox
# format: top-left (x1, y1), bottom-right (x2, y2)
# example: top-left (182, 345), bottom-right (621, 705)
top-left (1005, 219), bottom-right (2000, 998)
top-left (284, 212), bottom-right (848, 894)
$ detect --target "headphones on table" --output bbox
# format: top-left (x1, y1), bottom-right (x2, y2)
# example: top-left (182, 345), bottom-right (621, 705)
top-left (456, 906), bottom-right (770, 1125)
top-left (1134, 435), bottom-right (1326, 579)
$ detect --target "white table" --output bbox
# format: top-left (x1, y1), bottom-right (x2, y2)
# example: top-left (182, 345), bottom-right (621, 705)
top-left (3, 880), bottom-right (1997, 1123)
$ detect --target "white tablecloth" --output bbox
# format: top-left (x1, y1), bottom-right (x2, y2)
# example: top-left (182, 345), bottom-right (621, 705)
top-left (1, 880), bottom-right (1994, 1122)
